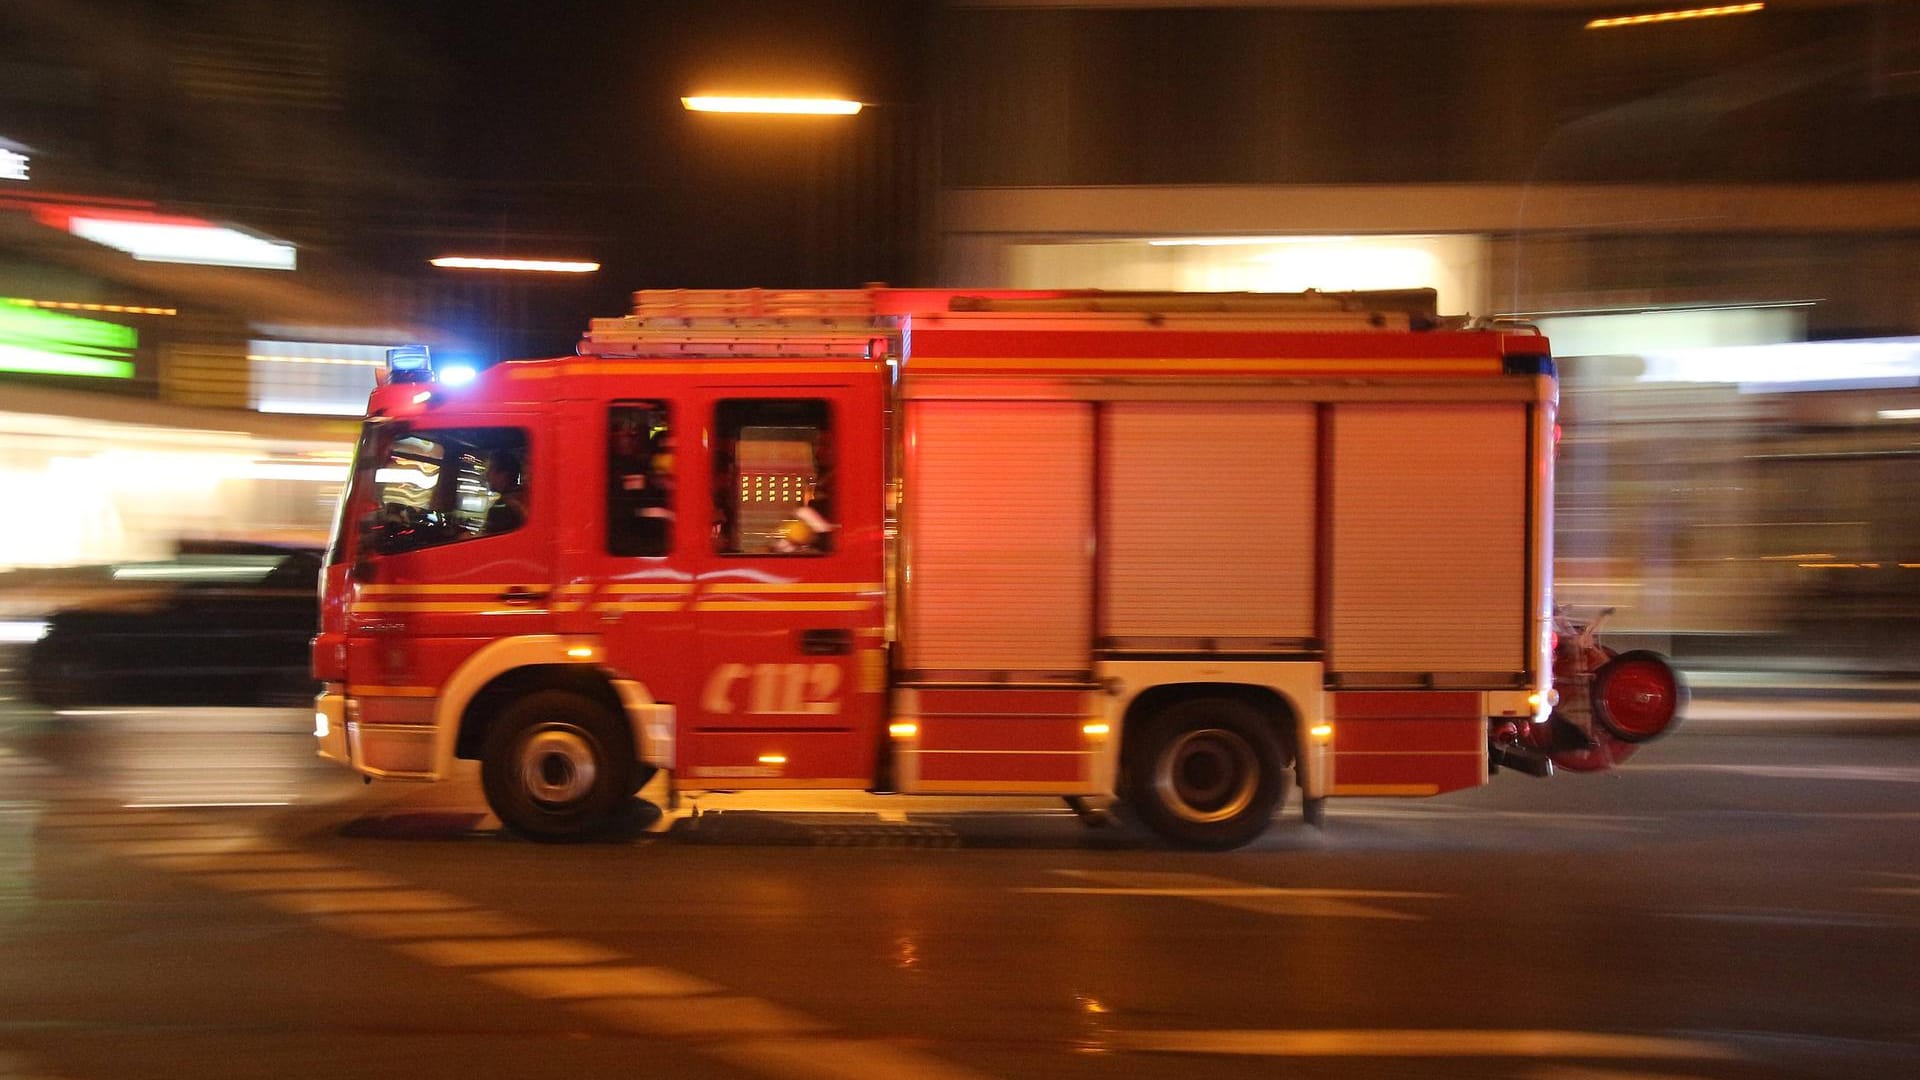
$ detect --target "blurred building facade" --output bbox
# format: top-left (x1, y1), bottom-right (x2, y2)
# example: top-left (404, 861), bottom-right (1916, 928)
top-left (929, 1), bottom-right (1920, 670)
top-left (3, 0), bottom-right (1918, 671)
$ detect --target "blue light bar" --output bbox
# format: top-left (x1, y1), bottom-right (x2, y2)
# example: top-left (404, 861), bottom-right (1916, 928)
top-left (387, 345), bottom-right (432, 384)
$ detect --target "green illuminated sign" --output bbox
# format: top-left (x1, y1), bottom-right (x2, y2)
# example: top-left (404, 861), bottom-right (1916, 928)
top-left (0, 302), bottom-right (137, 379)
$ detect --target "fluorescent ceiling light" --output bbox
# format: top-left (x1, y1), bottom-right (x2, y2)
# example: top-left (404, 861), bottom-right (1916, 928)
top-left (66, 216), bottom-right (296, 270)
top-left (430, 257), bottom-right (600, 273)
top-left (681, 96), bottom-right (863, 115)
top-left (255, 400), bottom-right (369, 416)
top-left (1147, 235), bottom-right (1361, 247)
top-left (1587, 3), bottom-right (1763, 30)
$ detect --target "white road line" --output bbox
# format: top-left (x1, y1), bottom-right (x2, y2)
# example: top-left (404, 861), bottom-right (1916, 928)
top-left (715, 1037), bottom-right (1004, 1080)
top-left (1658, 908), bottom-right (1904, 929)
top-left (477, 965), bottom-right (724, 1000)
top-left (106, 837), bottom-right (290, 857)
top-left (1113, 1029), bottom-right (1739, 1060)
top-left (392, 937), bottom-right (628, 968)
top-left (123, 800), bottom-right (295, 808)
top-left (574, 994), bottom-right (830, 1039)
top-left (74, 823), bottom-right (266, 840)
top-left (1528, 1067), bottom-right (1724, 1080)
top-left (1630, 764), bottom-right (1920, 783)
top-left (62, 807), bottom-right (1009, 1080)
top-left (143, 852), bottom-right (344, 872)
top-left (198, 869), bottom-right (405, 893)
top-left (315, 910), bottom-right (542, 941)
top-left (258, 889), bottom-right (480, 915)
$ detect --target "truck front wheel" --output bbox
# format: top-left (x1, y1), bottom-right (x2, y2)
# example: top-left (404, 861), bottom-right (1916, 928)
top-left (1128, 698), bottom-right (1288, 850)
top-left (481, 690), bottom-right (634, 842)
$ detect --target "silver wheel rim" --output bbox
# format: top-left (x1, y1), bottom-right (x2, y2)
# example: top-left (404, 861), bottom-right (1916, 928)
top-left (516, 724), bottom-right (599, 807)
top-left (1153, 727), bottom-right (1260, 824)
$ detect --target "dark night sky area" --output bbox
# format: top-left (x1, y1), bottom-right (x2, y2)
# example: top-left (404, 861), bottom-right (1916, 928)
top-left (388, 0), bottom-right (931, 306)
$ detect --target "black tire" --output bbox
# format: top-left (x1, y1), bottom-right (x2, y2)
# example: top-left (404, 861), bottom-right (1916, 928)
top-left (1126, 697), bottom-right (1289, 850)
top-left (481, 689), bottom-right (634, 842)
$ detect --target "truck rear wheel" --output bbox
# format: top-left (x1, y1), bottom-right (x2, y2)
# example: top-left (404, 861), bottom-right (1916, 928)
top-left (1128, 697), bottom-right (1288, 850)
top-left (481, 689), bottom-right (633, 842)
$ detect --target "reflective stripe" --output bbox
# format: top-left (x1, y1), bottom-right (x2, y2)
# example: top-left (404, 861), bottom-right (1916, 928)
top-left (346, 685), bottom-right (438, 698)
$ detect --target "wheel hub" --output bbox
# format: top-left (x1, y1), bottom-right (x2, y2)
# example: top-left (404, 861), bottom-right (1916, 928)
top-left (1154, 727), bottom-right (1259, 823)
top-left (517, 725), bottom-right (598, 806)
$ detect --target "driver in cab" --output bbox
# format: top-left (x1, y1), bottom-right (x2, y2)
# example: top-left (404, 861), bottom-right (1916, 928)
top-left (484, 450), bottom-right (528, 534)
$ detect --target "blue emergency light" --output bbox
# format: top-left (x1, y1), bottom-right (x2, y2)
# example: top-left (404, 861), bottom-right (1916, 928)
top-left (386, 345), bottom-right (433, 384)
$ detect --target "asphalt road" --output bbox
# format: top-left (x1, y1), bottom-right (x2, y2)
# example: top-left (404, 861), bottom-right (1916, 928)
top-left (1, 682), bottom-right (1916, 1080)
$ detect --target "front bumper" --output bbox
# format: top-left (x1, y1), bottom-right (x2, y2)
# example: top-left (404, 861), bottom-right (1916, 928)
top-left (314, 683), bottom-right (438, 779)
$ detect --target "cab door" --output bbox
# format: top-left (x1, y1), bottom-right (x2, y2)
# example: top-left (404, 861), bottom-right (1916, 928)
top-left (343, 415), bottom-right (555, 777)
top-left (550, 396), bottom-right (700, 719)
top-left (683, 376), bottom-right (887, 788)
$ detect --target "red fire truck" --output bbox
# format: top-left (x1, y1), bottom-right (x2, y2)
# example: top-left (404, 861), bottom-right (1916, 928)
top-left (313, 287), bottom-right (1681, 848)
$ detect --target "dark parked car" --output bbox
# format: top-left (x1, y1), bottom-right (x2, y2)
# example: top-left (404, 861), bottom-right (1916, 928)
top-left (25, 545), bottom-right (321, 707)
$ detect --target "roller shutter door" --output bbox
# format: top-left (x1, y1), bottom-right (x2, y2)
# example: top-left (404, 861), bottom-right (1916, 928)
top-left (904, 401), bottom-right (1093, 672)
top-left (1102, 403), bottom-right (1317, 643)
top-left (1329, 403), bottom-right (1528, 677)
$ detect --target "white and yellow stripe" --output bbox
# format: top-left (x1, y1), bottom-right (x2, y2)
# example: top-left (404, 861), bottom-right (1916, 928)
top-left (351, 580), bottom-right (880, 618)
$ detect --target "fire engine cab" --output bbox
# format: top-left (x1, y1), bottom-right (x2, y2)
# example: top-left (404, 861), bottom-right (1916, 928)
top-left (313, 287), bottom-right (1681, 848)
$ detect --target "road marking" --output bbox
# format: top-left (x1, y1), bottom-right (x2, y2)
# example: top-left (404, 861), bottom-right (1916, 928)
top-left (393, 937), bottom-right (628, 968)
top-left (198, 869), bottom-right (406, 893)
top-left (258, 888), bottom-right (480, 915)
top-left (123, 800), bottom-right (295, 809)
top-left (1113, 1029), bottom-right (1738, 1060)
top-left (1866, 870), bottom-right (1920, 897)
top-left (1658, 908), bottom-right (1903, 929)
top-left (315, 910), bottom-right (542, 940)
top-left (576, 994), bottom-right (830, 1038)
top-left (59, 803), bottom-right (1005, 1080)
top-left (1631, 764), bottom-right (1920, 783)
top-left (105, 837), bottom-right (291, 857)
top-left (143, 852), bottom-right (344, 872)
top-left (716, 1037), bottom-right (1005, 1080)
top-left (1023, 870), bottom-right (1445, 920)
top-left (1528, 1067), bottom-right (1725, 1080)
top-left (476, 965), bottom-right (724, 1000)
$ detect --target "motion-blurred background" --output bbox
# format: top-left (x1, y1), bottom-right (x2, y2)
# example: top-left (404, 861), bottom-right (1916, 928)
top-left (3, 0), bottom-right (1918, 683)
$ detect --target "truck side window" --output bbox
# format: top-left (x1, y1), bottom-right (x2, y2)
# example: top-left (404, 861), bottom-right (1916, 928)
top-left (367, 427), bottom-right (528, 553)
top-left (607, 402), bottom-right (674, 557)
top-left (713, 399), bottom-right (834, 556)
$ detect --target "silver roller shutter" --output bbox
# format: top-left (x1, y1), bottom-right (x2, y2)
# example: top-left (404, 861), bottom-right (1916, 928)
top-left (1329, 402), bottom-right (1528, 676)
top-left (1101, 402), bottom-right (1317, 643)
top-left (904, 401), bottom-right (1094, 672)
